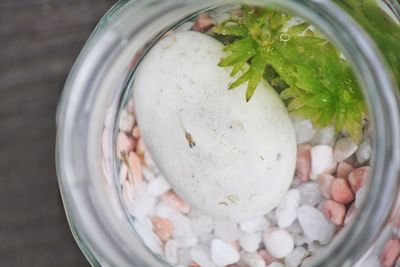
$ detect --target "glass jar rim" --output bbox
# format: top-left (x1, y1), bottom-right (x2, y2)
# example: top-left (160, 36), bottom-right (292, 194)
top-left (56, 1), bottom-right (400, 266)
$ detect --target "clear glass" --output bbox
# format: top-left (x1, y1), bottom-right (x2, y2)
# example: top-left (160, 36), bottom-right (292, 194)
top-left (56, 0), bottom-right (400, 266)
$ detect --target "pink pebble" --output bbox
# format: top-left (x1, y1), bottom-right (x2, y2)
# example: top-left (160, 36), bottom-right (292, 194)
top-left (380, 239), bottom-right (400, 267)
top-left (344, 203), bottom-right (356, 225)
top-left (136, 138), bottom-right (146, 160)
top-left (191, 13), bottom-right (214, 32)
top-left (132, 126), bottom-right (141, 139)
top-left (189, 264), bottom-right (201, 267)
top-left (320, 200), bottom-right (346, 225)
top-left (128, 152), bottom-right (144, 183)
top-left (318, 174), bottom-right (335, 199)
top-left (296, 145), bottom-right (311, 182)
top-left (258, 249), bottom-right (280, 265)
top-left (117, 132), bottom-right (135, 158)
top-left (151, 216), bottom-right (174, 242)
top-left (331, 178), bottom-right (355, 204)
top-left (336, 161), bottom-right (354, 179)
top-left (348, 166), bottom-right (370, 194)
top-left (162, 190), bottom-right (191, 214)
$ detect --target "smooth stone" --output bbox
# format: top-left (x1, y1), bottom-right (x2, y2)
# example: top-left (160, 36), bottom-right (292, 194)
top-left (134, 31), bottom-right (296, 221)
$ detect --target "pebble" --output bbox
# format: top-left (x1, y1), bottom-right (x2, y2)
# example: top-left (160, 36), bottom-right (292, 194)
top-left (318, 174), bottom-right (334, 199)
top-left (127, 183), bottom-right (156, 219)
top-left (117, 132), bottom-right (135, 157)
top-left (178, 248), bottom-right (192, 266)
top-left (257, 249), bottom-right (280, 265)
top-left (128, 152), bottom-right (144, 183)
top-left (239, 231), bottom-right (262, 253)
top-left (320, 200), bottom-right (346, 225)
top-left (148, 176), bottom-right (171, 196)
top-left (356, 138), bottom-right (371, 164)
top-left (295, 145), bottom-right (311, 182)
top-left (380, 239), bottom-right (400, 267)
top-left (215, 220), bottom-right (240, 241)
top-left (284, 247), bottom-right (309, 267)
top-left (127, 98), bottom-right (136, 114)
top-left (311, 126), bottom-right (336, 147)
top-left (165, 239), bottom-right (179, 264)
top-left (298, 205), bottom-right (336, 244)
top-left (155, 202), bottom-right (176, 219)
top-left (276, 189), bottom-right (300, 228)
top-left (336, 161), bottom-right (354, 179)
top-left (122, 180), bottom-right (134, 202)
top-left (240, 217), bottom-right (270, 233)
top-left (298, 182), bottom-right (323, 206)
top-left (334, 137), bottom-right (358, 162)
top-left (292, 234), bottom-right (306, 247)
top-left (355, 187), bottom-right (368, 209)
top-left (119, 109), bottom-right (136, 133)
top-left (331, 178), bottom-right (355, 204)
top-left (134, 218), bottom-right (163, 255)
top-left (169, 212), bottom-right (198, 247)
top-left (190, 245), bottom-right (216, 267)
top-left (162, 190), bottom-right (191, 214)
top-left (267, 263), bottom-right (284, 267)
top-left (310, 145), bottom-right (337, 180)
top-left (192, 13), bottom-right (214, 32)
top-left (211, 239), bottom-right (240, 266)
top-left (293, 119), bottom-right (316, 144)
top-left (348, 166), bottom-right (370, 194)
top-left (263, 228), bottom-right (294, 258)
top-left (151, 216), bottom-right (174, 242)
top-left (132, 126), bottom-right (141, 139)
top-left (240, 252), bottom-right (266, 267)
top-left (344, 203), bottom-right (356, 225)
top-left (362, 255), bottom-right (381, 267)
top-left (285, 221), bottom-right (303, 235)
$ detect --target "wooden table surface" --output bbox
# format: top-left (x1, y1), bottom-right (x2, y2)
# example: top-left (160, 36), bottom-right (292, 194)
top-left (0, 1), bottom-right (115, 266)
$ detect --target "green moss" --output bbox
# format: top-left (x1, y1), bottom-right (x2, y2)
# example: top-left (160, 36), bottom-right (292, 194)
top-left (212, 6), bottom-right (366, 141)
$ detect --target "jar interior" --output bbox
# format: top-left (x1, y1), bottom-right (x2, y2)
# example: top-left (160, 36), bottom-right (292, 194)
top-left (98, 2), bottom-right (400, 266)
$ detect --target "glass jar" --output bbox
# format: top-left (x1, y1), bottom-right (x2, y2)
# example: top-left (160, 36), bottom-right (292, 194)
top-left (56, 0), bottom-right (400, 266)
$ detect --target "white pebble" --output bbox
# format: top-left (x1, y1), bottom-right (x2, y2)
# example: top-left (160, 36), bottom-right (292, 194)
top-left (142, 168), bottom-right (157, 182)
top-left (292, 233), bottom-right (307, 247)
top-left (310, 145), bottom-right (336, 180)
top-left (126, 183), bottom-right (156, 220)
top-left (190, 245), bottom-right (216, 267)
top-left (307, 242), bottom-right (326, 256)
top-left (356, 138), bottom-right (371, 164)
top-left (334, 137), bottom-right (358, 162)
top-left (358, 255), bottom-right (381, 267)
top-left (284, 247), bottom-right (309, 267)
top-left (155, 202), bottom-right (176, 218)
top-left (134, 218), bottom-right (163, 255)
top-left (263, 228), bottom-right (294, 258)
top-left (164, 239), bottom-right (179, 264)
top-left (240, 252), bottom-right (266, 267)
top-left (298, 205), bottom-right (336, 244)
top-left (311, 126), bottom-right (336, 146)
top-left (214, 220), bottom-right (240, 241)
top-left (293, 119), bottom-right (316, 144)
top-left (267, 262), bottom-right (284, 267)
top-left (276, 189), bottom-right (300, 228)
top-left (285, 221), bottom-right (303, 234)
top-left (211, 239), bottom-right (240, 266)
top-left (119, 109), bottom-right (135, 133)
top-left (199, 233), bottom-right (214, 247)
top-left (355, 187), bottom-right (368, 209)
top-left (169, 212), bottom-right (198, 247)
top-left (239, 231), bottom-right (262, 253)
top-left (240, 217), bottom-right (270, 233)
top-left (178, 248), bottom-right (192, 266)
top-left (298, 182), bottom-right (323, 206)
top-left (148, 176), bottom-right (171, 196)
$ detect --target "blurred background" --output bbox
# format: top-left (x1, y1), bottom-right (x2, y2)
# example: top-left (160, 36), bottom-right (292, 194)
top-left (0, 0), bottom-right (115, 266)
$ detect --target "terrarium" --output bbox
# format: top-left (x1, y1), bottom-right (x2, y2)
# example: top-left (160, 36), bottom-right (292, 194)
top-left (56, 1), bottom-right (400, 267)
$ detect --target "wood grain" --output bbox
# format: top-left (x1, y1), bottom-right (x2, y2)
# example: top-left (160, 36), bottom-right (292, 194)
top-left (0, 1), bottom-right (115, 266)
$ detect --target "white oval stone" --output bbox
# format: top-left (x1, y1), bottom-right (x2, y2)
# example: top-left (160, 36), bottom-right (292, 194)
top-left (134, 31), bottom-right (296, 222)
top-left (263, 228), bottom-right (294, 258)
top-left (211, 239), bottom-right (240, 266)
